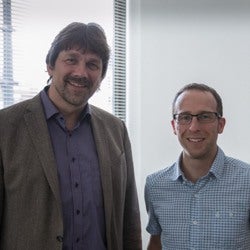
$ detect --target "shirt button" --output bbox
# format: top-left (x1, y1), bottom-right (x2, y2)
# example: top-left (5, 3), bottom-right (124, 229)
top-left (76, 209), bottom-right (80, 215)
top-left (72, 157), bottom-right (75, 162)
top-left (75, 182), bottom-right (79, 188)
top-left (76, 237), bottom-right (80, 243)
top-left (215, 212), bottom-right (220, 218)
top-left (192, 220), bottom-right (198, 225)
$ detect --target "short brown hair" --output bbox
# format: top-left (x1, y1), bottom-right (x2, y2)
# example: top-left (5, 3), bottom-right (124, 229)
top-left (172, 83), bottom-right (223, 116)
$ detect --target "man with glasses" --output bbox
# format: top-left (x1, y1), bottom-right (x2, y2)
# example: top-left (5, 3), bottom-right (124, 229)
top-left (145, 83), bottom-right (250, 250)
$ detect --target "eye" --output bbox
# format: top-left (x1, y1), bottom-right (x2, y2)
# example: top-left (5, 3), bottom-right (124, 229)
top-left (87, 61), bottom-right (100, 71)
top-left (64, 57), bottom-right (77, 65)
top-left (199, 113), bottom-right (211, 120)
top-left (179, 114), bottom-right (191, 121)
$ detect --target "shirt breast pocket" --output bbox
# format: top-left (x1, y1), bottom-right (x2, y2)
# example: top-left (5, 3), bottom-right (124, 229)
top-left (204, 206), bottom-right (250, 248)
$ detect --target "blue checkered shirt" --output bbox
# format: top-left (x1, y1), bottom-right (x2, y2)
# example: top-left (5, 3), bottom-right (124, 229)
top-left (145, 147), bottom-right (250, 250)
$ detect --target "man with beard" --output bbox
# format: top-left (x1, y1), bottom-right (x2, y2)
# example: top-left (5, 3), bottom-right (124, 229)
top-left (0, 22), bottom-right (142, 250)
top-left (145, 83), bottom-right (250, 250)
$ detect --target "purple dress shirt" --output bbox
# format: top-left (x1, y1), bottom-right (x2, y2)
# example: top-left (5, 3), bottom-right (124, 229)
top-left (40, 87), bottom-right (107, 250)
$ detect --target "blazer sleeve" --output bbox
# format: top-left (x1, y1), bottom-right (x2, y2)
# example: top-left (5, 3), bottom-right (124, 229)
top-left (122, 123), bottom-right (142, 250)
top-left (0, 148), bottom-right (3, 226)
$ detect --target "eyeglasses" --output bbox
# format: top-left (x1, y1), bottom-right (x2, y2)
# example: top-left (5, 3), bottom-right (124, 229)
top-left (173, 112), bottom-right (221, 125)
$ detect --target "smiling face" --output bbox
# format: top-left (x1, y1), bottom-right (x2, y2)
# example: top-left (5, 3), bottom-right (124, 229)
top-left (47, 48), bottom-right (103, 110)
top-left (171, 89), bottom-right (226, 161)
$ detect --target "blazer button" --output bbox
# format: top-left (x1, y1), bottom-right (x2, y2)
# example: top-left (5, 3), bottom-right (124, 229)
top-left (56, 235), bottom-right (63, 242)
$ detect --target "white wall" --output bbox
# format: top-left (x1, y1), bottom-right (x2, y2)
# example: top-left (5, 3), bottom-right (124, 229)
top-left (127, 0), bottom-right (250, 248)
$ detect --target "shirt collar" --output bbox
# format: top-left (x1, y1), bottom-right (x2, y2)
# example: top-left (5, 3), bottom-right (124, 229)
top-left (209, 147), bottom-right (225, 179)
top-left (172, 147), bottom-right (225, 181)
top-left (171, 155), bottom-right (183, 181)
top-left (40, 85), bottom-right (91, 121)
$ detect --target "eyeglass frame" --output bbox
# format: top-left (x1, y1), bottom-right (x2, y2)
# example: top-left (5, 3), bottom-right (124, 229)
top-left (173, 112), bottom-right (222, 125)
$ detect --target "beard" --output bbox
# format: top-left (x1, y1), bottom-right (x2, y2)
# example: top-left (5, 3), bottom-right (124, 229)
top-left (54, 75), bottom-right (99, 107)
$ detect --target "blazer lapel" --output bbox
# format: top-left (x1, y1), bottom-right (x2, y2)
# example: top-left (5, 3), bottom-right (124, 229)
top-left (24, 95), bottom-right (62, 211)
top-left (90, 109), bottom-right (113, 238)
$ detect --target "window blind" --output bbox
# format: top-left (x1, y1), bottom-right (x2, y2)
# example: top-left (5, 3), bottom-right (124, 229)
top-left (0, 0), bottom-right (31, 108)
top-left (0, 0), bottom-right (16, 107)
top-left (113, 0), bottom-right (127, 122)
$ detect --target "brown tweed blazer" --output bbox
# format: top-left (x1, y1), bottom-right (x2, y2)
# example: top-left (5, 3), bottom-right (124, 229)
top-left (0, 94), bottom-right (142, 250)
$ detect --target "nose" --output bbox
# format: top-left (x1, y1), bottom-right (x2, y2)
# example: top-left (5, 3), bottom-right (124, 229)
top-left (188, 117), bottom-right (200, 131)
top-left (73, 62), bottom-right (88, 77)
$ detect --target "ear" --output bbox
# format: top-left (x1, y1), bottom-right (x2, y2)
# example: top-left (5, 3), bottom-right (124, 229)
top-left (171, 120), bottom-right (177, 135)
top-left (47, 64), bottom-right (54, 76)
top-left (218, 117), bottom-right (226, 134)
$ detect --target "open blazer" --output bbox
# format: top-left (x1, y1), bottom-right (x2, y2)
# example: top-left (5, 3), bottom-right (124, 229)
top-left (0, 94), bottom-right (142, 250)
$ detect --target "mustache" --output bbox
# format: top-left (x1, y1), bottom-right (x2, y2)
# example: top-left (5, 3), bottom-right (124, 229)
top-left (64, 76), bottom-right (91, 87)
